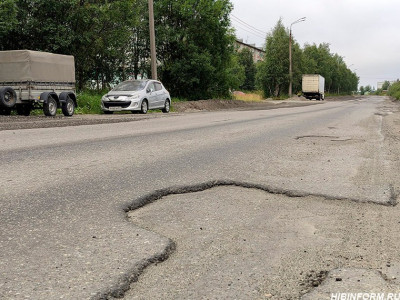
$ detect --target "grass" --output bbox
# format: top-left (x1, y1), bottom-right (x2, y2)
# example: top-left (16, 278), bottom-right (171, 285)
top-left (232, 91), bottom-right (264, 102)
top-left (75, 90), bottom-right (105, 114)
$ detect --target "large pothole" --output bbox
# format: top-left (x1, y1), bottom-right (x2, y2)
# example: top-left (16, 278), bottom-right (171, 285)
top-left (119, 185), bottom-right (400, 299)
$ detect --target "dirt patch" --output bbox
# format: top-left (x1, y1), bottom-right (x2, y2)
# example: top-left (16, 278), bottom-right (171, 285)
top-left (172, 98), bottom-right (322, 113)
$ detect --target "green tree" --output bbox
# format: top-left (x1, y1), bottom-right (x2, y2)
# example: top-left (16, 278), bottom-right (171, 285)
top-left (256, 19), bottom-right (303, 97)
top-left (382, 80), bottom-right (391, 90)
top-left (151, 0), bottom-right (236, 99)
top-left (0, 0), bottom-right (139, 90)
top-left (237, 48), bottom-right (256, 91)
top-left (0, 0), bottom-right (18, 41)
top-left (256, 19), bottom-right (290, 97)
top-left (227, 53), bottom-right (245, 91)
top-left (302, 43), bottom-right (358, 94)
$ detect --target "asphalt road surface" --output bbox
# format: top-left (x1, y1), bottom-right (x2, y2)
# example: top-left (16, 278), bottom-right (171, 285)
top-left (1, 96), bottom-right (400, 299)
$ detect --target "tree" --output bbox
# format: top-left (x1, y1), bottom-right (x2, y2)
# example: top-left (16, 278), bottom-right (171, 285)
top-left (382, 80), bottom-right (391, 90)
top-left (302, 43), bottom-right (358, 94)
top-left (0, 0), bottom-right (18, 41)
top-left (256, 19), bottom-right (302, 98)
top-left (151, 0), bottom-right (236, 99)
top-left (226, 53), bottom-right (245, 91)
top-left (256, 19), bottom-right (287, 97)
top-left (0, 0), bottom-right (139, 90)
top-left (237, 48), bottom-right (256, 91)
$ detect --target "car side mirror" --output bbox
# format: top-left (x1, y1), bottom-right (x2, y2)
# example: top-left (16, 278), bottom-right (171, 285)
top-left (146, 88), bottom-right (151, 93)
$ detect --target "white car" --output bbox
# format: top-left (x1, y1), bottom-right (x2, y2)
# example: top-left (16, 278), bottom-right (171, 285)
top-left (101, 80), bottom-right (171, 114)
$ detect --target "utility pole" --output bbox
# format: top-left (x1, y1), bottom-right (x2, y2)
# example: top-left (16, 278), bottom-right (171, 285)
top-left (148, 0), bottom-right (157, 79)
top-left (289, 17), bottom-right (306, 97)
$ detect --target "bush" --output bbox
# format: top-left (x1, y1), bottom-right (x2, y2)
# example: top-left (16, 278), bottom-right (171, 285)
top-left (76, 90), bottom-right (106, 114)
top-left (388, 81), bottom-right (400, 100)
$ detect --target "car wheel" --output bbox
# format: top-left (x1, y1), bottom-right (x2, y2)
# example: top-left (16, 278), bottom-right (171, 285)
top-left (62, 97), bottom-right (75, 116)
top-left (16, 104), bottom-right (32, 116)
top-left (43, 96), bottom-right (57, 116)
top-left (140, 100), bottom-right (148, 114)
top-left (103, 111), bottom-right (114, 114)
top-left (162, 99), bottom-right (170, 113)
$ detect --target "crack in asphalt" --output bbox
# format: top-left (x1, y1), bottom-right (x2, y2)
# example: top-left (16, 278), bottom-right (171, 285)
top-left (93, 180), bottom-right (397, 299)
top-left (95, 241), bottom-right (176, 299)
top-left (295, 135), bottom-right (340, 140)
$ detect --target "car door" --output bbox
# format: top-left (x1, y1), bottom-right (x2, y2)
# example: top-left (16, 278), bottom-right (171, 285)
top-left (154, 82), bottom-right (165, 108)
top-left (146, 82), bottom-right (157, 109)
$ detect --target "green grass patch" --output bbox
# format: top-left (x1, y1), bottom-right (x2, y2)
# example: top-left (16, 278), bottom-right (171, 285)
top-left (75, 90), bottom-right (105, 114)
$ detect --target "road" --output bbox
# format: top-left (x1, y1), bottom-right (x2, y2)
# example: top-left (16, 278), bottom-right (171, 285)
top-left (1, 96), bottom-right (400, 299)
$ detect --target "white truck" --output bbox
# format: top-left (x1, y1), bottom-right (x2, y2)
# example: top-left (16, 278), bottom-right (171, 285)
top-left (0, 50), bottom-right (77, 116)
top-left (302, 74), bottom-right (325, 100)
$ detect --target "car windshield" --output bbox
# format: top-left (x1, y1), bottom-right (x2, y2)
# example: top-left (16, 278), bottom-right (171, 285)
top-left (112, 81), bottom-right (146, 92)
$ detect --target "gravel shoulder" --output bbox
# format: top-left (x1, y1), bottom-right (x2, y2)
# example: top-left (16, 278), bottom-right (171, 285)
top-left (0, 96), bottom-right (358, 131)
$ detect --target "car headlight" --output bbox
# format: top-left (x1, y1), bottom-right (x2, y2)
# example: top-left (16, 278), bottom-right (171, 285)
top-left (127, 94), bottom-right (140, 100)
top-left (101, 95), bottom-right (108, 102)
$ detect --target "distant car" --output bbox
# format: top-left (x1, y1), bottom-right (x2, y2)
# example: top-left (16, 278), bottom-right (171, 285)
top-left (101, 79), bottom-right (171, 114)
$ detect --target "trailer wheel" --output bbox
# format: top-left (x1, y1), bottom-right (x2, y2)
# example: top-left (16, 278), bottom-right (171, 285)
top-left (0, 87), bottom-right (17, 108)
top-left (62, 97), bottom-right (75, 116)
top-left (44, 96), bottom-right (57, 116)
top-left (16, 104), bottom-right (32, 116)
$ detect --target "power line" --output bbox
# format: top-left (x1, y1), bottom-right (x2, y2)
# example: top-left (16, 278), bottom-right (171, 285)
top-left (231, 14), bottom-right (267, 35)
top-left (232, 21), bottom-right (266, 40)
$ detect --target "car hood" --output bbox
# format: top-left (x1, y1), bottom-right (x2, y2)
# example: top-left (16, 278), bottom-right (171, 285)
top-left (104, 91), bottom-right (143, 101)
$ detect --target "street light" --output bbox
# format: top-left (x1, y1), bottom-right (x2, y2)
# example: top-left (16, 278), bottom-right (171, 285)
top-left (148, 0), bottom-right (157, 79)
top-left (289, 17), bottom-right (306, 97)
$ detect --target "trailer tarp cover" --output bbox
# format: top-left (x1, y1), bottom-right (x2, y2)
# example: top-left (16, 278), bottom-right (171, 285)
top-left (0, 50), bottom-right (75, 83)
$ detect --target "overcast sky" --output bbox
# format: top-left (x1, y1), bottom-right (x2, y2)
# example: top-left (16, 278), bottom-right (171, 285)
top-left (230, 0), bottom-right (400, 88)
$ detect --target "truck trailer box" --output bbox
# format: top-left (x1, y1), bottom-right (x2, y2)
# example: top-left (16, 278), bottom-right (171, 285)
top-left (0, 50), bottom-right (77, 116)
top-left (302, 74), bottom-right (325, 100)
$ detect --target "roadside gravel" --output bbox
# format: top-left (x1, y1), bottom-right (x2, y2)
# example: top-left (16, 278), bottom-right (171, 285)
top-left (0, 97), bottom-right (329, 131)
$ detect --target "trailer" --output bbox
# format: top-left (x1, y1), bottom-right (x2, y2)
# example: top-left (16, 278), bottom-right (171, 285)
top-left (302, 74), bottom-right (325, 100)
top-left (0, 50), bottom-right (77, 116)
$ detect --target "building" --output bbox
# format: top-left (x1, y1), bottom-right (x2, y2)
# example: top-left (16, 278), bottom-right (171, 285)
top-left (235, 39), bottom-right (265, 62)
top-left (377, 81), bottom-right (396, 90)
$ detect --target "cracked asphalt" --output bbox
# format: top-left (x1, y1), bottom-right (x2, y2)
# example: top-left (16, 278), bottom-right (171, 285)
top-left (1, 96), bottom-right (400, 299)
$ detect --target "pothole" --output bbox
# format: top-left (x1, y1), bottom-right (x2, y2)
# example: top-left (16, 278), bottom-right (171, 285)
top-left (97, 182), bottom-right (400, 300)
top-left (299, 270), bottom-right (329, 294)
